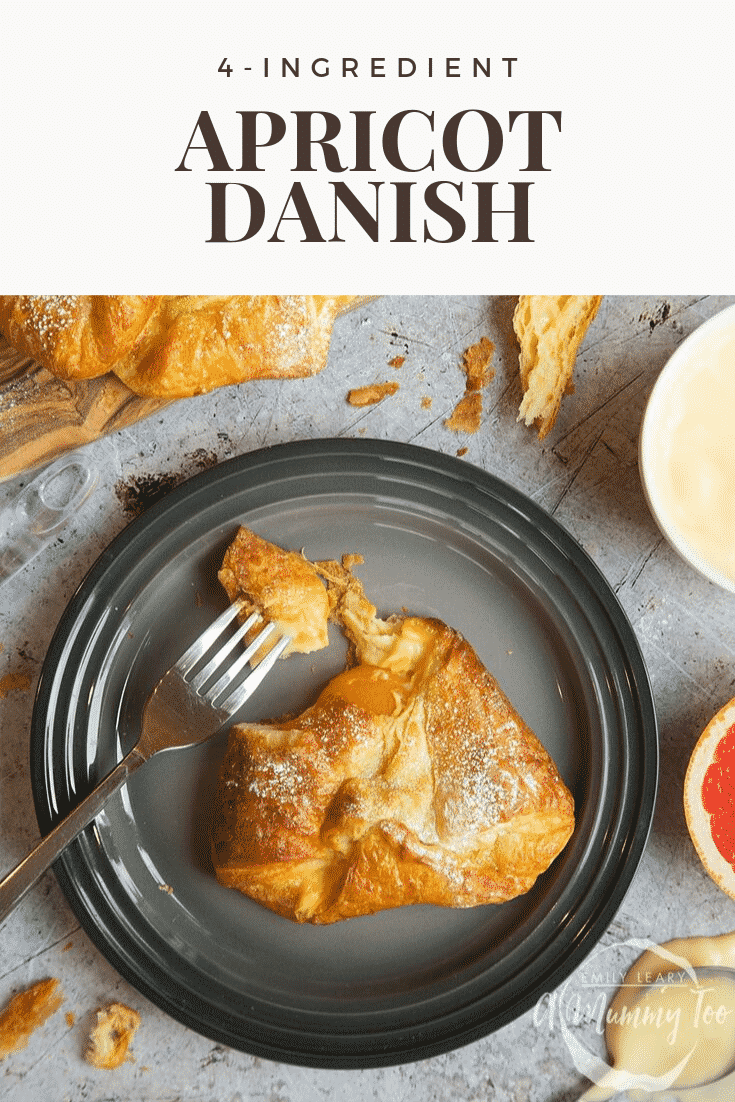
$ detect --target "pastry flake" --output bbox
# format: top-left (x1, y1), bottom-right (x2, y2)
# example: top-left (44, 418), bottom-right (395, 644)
top-left (0, 978), bottom-right (64, 1060)
top-left (445, 335), bottom-right (495, 434)
top-left (347, 381), bottom-right (399, 406)
top-left (211, 534), bottom-right (575, 924)
top-left (514, 295), bottom-right (602, 438)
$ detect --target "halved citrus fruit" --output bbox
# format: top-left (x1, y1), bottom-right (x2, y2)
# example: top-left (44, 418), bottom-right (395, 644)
top-left (685, 697), bottom-right (735, 900)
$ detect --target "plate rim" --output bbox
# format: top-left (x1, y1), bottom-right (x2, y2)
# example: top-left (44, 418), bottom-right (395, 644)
top-left (30, 437), bottom-right (658, 1068)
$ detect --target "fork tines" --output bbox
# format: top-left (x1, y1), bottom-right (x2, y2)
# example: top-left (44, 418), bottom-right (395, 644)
top-left (176, 600), bottom-right (290, 715)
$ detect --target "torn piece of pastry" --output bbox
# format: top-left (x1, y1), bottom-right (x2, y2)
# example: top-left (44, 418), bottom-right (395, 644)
top-left (218, 526), bottom-right (332, 658)
top-left (0, 978), bottom-right (64, 1060)
top-left (445, 335), bottom-right (495, 434)
top-left (211, 535), bottom-right (575, 924)
top-left (514, 295), bottom-right (602, 439)
top-left (85, 1002), bottom-right (141, 1069)
top-left (0, 295), bottom-right (361, 399)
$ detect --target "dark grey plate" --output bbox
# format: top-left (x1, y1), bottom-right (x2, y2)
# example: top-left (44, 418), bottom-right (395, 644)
top-left (31, 439), bottom-right (657, 1067)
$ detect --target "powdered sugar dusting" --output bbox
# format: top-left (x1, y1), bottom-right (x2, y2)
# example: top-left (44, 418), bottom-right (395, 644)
top-left (247, 751), bottom-right (310, 803)
top-left (20, 296), bottom-right (79, 351)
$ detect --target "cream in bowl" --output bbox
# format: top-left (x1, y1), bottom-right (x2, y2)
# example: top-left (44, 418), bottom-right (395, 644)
top-left (640, 304), bottom-right (735, 594)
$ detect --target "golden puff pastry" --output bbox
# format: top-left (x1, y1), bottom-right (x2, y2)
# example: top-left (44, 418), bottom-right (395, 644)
top-left (218, 526), bottom-right (332, 659)
top-left (0, 295), bottom-right (360, 399)
top-left (514, 295), bottom-right (602, 438)
top-left (210, 532), bottom-right (575, 924)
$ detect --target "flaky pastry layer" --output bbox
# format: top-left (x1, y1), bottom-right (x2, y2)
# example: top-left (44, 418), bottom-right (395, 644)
top-left (515, 294), bottom-right (602, 438)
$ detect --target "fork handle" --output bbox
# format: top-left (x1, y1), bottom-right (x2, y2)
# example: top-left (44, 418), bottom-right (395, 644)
top-left (0, 748), bottom-right (145, 926)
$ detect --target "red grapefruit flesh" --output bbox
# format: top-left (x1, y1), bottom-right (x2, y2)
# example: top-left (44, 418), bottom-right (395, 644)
top-left (685, 698), bottom-right (735, 900)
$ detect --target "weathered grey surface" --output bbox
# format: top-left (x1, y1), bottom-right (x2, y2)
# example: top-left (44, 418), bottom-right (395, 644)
top-left (1, 295), bottom-right (734, 1101)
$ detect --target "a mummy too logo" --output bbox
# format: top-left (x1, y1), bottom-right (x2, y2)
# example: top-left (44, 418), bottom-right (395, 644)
top-left (533, 938), bottom-right (735, 1094)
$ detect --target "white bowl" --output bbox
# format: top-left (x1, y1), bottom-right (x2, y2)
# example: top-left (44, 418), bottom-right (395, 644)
top-left (639, 303), bottom-right (735, 595)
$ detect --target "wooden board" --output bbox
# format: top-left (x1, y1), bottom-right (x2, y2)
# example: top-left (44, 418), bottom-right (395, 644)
top-left (0, 298), bottom-right (377, 482)
top-left (0, 336), bottom-right (170, 482)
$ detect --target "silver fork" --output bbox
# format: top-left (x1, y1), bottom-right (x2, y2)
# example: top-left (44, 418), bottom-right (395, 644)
top-left (0, 600), bottom-right (290, 924)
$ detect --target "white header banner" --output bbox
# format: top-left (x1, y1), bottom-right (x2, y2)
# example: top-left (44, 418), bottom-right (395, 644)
top-left (2, 1), bottom-right (733, 292)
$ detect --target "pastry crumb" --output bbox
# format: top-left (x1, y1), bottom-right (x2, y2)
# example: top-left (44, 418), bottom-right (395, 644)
top-left (347, 381), bottom-right (400, 407)
top-left (0, 978), bottom-right (64, 1060)
top-left (445, 336), bottom-right (495, 434)
top-left (421, 395), bottom-right (432, 409)
top-left (446, 392), bottom-right (483, 433)
top-left (388, 355), bottom-right (405, 368)
top-left (85, 1002), bottom-right (141, 1069)
top-left (158, 884), bottom-right (174, 894)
